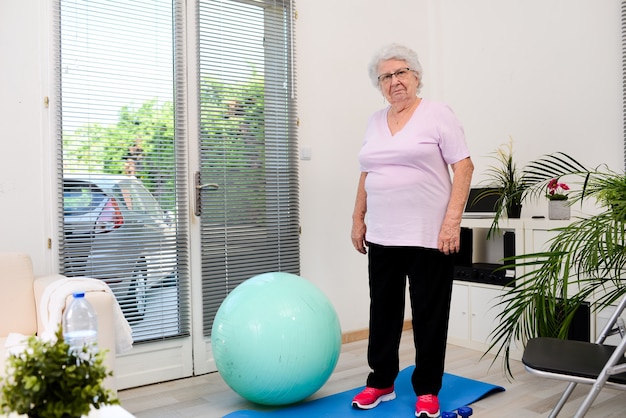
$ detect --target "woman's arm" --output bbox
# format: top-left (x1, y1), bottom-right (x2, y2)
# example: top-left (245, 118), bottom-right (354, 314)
top-left (351, 172), bottom-right (368, 254)
top-left (439, 157), bottom-right (474, 255)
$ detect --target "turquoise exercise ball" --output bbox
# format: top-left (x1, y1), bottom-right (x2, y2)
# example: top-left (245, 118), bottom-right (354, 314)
top-left (211, 272), bottom-right (342, 405)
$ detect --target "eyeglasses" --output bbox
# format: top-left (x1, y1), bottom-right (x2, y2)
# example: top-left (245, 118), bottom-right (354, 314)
top-left (377, 68), bottom-right (413, 84)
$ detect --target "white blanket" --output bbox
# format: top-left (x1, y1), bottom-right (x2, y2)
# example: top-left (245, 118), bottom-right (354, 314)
top-left (4, 333), bottom-right (29, 355)
top-left (39, 277), bottom-right (133, 353)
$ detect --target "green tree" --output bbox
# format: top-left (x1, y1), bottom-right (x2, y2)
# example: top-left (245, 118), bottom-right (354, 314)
top-left (199, 73), bottom-right (267, 224)
top-left (63, 100), bottom-right (176, 211)
top-left (62, 73), bottom-right (266, 215)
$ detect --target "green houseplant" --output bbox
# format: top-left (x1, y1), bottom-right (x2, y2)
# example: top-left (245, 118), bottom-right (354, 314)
top-left (477, 140), bottom-right (530, 238)
top-left (487, 152), bottom-right (626, 377)
top-left (0, 324), bottom-right (118, 418)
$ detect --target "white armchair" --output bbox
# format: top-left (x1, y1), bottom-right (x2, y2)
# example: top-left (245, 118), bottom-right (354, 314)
top-left (0, 253), bottom-right (121, 391)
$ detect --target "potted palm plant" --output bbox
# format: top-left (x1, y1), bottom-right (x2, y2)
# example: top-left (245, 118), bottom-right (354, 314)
top-left (477, 140), bottom-right (529, 238)
top-left (486, 151), bottom-right (626, 377)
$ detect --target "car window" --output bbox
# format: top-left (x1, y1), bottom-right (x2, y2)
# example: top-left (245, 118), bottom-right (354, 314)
top-left (64, 181), bottom-right (106, 216)
top-left (114, 180), bottom-right (164, 219)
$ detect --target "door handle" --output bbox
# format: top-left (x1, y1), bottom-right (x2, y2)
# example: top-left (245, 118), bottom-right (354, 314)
top-left (195, 171), bottom-right (219, 216)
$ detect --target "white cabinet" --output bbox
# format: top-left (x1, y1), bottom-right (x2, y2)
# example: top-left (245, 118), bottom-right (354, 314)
top-left (523, 219), bottom-right (572, 254)
top-left (448, 282), bottom-right (510, 355)
top-left (470, 285), bottom-right (506, 346)
top-left (449, 282), bottom-right (469, 341)
top-left (449, 217), bottom-right (577, 357)
top-left (523, 219), bottom-right (595, 341)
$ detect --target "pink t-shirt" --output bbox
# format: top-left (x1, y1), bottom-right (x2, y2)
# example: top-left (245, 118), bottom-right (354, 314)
top-left (358, 99), bottom-right (470, 249)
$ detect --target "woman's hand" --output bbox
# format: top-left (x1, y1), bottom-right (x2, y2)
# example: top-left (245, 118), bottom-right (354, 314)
top-left (438, 221), bottom-right (460, 255)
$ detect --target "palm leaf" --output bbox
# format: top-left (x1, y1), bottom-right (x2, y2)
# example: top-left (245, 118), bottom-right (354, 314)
top-left (485, 152), bottom-right (626, 379)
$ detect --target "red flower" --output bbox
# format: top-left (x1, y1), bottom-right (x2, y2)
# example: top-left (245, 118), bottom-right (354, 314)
top-left (547, 178), bottom-right (570, 200)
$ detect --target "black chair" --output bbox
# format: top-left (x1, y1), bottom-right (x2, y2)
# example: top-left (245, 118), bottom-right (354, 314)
top-left (522, 294), bottom-right (626, 417)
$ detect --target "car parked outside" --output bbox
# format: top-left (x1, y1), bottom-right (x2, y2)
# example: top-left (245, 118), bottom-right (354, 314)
top-left (62, 174), bottom-right (176, 322)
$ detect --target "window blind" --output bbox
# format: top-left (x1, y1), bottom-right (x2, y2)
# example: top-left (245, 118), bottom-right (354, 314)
top-left (53, 0), bottom-right (190, 343)
top-left (197, 0), bottom-right (300, 336)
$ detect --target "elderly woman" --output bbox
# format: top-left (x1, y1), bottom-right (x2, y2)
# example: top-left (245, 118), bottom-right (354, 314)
top-left (350, 43), bottom-right (474, 417)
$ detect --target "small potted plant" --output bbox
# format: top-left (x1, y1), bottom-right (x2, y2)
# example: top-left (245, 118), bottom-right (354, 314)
top-left (478, 139), bottom-right (529, 238)
top-left (0, 324), bottom-right (118, 418)
top-left (546, 178), bottom-right (570, 219)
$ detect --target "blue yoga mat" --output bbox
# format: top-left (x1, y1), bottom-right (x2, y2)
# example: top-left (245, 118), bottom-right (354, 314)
top-left (224, 366), bottom-right (505, 417)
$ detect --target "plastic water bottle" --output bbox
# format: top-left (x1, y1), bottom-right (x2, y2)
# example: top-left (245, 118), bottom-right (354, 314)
top-left (62, 292), bottom-right (98, 353)
top-left (457, 406), bottom-right (473, 417)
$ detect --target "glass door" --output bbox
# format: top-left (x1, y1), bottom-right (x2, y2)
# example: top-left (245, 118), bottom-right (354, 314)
top-left (55, 0), bottom-right (299, 385)
top-left (193, 0), bottom-right (300, 374)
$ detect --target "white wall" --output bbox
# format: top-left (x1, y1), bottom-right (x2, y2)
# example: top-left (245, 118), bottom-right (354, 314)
top-left (295, 0), bottom-right (434, 335)
top-left (436, 0), bottom-right (623, 174)
top-left (1, 0), bottom-right (623, 335)
top-left (296, 0), bottom-right (623, 333)
top-left (0, 0), bottom-right (54, 273)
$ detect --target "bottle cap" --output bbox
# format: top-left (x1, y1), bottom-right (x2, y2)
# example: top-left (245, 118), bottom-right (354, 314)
top-left (72, 292), bottom-right (86, 298)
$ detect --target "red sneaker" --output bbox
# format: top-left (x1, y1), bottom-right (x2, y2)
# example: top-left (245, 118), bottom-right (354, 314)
top-left (415, 394), bottom-right (440, 417)
top-left (351, 386), bottom-right (396, 409)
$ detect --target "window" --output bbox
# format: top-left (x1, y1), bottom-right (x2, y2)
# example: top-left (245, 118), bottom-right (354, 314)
top-left (54, 0), bottom-right (189, 343)
top-left (53, 0), bottom-right (299, 353)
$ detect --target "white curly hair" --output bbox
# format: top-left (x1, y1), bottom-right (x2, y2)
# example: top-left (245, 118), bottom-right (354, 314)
top-left (368, 43), bottom-right (423, 93)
